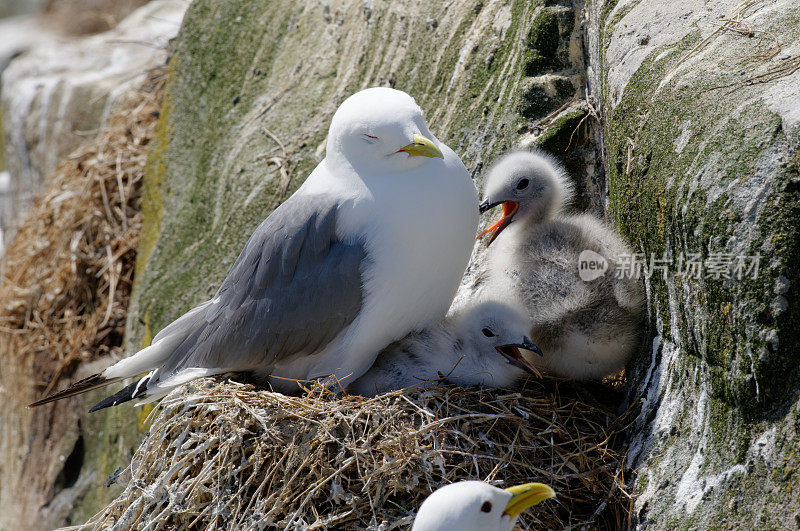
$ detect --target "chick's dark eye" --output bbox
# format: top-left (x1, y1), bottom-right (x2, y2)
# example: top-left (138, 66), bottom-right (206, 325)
top-left (516, 178), bottom-right (530, 190)
top-left (481, 328), bottom-right (495, 337)
top-left (481, 501), bottom-right (493, 513)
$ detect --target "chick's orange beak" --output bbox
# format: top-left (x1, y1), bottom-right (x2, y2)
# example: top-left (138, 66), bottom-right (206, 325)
top-left (477, 201), bottom-right (519, 245)
top-left (495, 341), bottom-right (543, 378)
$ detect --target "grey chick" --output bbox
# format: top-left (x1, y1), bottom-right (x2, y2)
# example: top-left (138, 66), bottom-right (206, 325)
top-left (478, 150), bottom-right (645, 380)
top-left (349, 300), bottom-right (542, 397)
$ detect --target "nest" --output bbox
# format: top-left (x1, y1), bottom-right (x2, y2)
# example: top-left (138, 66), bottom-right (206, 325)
top-left (0, 65), bottom-right (167, 398)
top-left (82, 377), bottom-right (630, 530)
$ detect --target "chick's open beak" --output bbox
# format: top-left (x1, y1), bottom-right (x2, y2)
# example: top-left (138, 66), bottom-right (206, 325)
top-left (496, 337), bottom-right (543, 377)
top-left (477, 200), bottom-right (519, 245)
top-left (503, 482), bottom-right (556, 518)
top-left (397, 134), bottom-right (444, 159)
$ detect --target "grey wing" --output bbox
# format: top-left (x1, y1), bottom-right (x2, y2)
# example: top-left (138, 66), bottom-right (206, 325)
top-left (153, 193), bottom-right (366, 382)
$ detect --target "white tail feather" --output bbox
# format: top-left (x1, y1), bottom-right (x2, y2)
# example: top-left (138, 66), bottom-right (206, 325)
top-left (132, 367), bottom-right (226, 406)
top-left (103, 340), bottom-right (172, 379)
top-left (106, 300), bottom-right (214, 380)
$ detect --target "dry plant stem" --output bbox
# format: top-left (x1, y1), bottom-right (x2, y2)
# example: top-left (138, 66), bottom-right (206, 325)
top-left (565, 95), bottom-right (599, 152)
top-left (669, 0), bottom-right (770, 75)
top-left (704, 54), bottom-right (800, 92)
top-left (710, 18), bottom-right (780, 60)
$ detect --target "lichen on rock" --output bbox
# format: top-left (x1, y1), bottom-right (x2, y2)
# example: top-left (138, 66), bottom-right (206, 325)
top-left (587, 0), bottom-right (800, 526)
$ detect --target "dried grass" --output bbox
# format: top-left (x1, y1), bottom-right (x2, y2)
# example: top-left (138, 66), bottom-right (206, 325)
top-left (80, 377), bottom-right (631, 530)
top-left (0, 65), bottom-right (167, 399)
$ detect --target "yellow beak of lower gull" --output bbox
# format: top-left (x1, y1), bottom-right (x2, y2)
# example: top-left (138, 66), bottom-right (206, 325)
top-left (398, 134), bottom-right (444, 159)
top-left (503, 482), bottom-right (556, 518)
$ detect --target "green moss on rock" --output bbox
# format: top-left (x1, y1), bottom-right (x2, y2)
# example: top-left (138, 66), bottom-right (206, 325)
top-left (524, 6), bottom-right (574, 76)
top-left (519, 76), bottom-right (575, 120)
top-left (537, 108), bottom-right (587, 154)
top-left (528, 8), bottom-right (560, 56)
top-left (590, 0), bottom-right (800, 525)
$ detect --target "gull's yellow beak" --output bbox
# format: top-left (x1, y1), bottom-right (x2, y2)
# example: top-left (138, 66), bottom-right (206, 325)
top-left (398, 134), bottom-right (444, 159)
top-left (503, 482), bottom-right (556, 518)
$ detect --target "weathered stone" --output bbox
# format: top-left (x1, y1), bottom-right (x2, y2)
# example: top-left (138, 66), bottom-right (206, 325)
top-left (525, 4), bottom-right (575, 75)
top-left (0, 0), bottom-right (41, 18)
top-left (42, 0), bottom-right (149, 36)
top-left (0, 0), bottom-right (188, 244)
top-left (0, 15), bottom-right (53, 75)
top-left (587, 0), bottom-right (800, 526)
top-left (518, 74), bottom-right (578, 119)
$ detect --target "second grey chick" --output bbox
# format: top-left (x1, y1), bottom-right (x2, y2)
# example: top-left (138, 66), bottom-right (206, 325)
top-left (477, 150), bottom-right (645, 380)
top-left (349, 300), bottom-right (542, 396)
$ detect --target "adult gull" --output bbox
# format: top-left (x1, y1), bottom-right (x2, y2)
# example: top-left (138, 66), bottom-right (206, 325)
top-left (30, 87), bottom-right (478, 410)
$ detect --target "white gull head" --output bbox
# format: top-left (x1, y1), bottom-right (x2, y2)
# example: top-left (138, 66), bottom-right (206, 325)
top-left (411, 480), bottom-right (555, 531)
top-left (327, 87), bottom-right (444, 174)
top-left (446, 300), bottom-right (542, 386)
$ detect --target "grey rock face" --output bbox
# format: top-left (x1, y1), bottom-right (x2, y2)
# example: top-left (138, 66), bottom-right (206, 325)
top-left (587, 0), bottom-right (800, 526)
top-left (0, 0), bottom-right (41, 18)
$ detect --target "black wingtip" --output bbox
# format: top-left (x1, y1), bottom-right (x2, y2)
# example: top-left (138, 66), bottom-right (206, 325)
top-left (88, 396), bottom-right (120, 413)
top-left (28, 373), bottom-right (119, 408)
top-left (88, 377), bottom-right (150, 413)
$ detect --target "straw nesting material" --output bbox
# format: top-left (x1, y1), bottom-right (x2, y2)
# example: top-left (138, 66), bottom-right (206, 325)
top-left (0, 65), bottom-right (167, 398)
top-left (83, 377), bottom-right (630, 530)
top-left (0, 65), bottom-right (167, 526)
